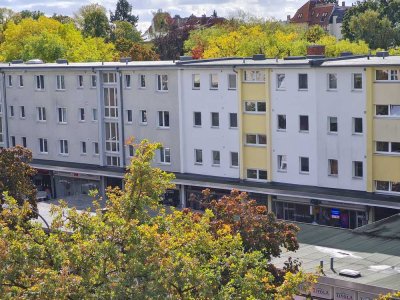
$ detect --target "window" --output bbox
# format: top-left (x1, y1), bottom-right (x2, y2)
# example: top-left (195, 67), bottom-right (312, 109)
top-left (228, 74), bottom-right (237, 90)
top-left (57, 107), bottom-right (67, 124)
top-left (106, 155), bottom-right (120, 166)
top-left (56, 75), bottom-right (65, 90)
top-left (376, 141), bottom-right (400, 153)
top-left (159, 147), bottom-right (171, 164)
top-left (125, 74), bottom-right (131, 88)
top-left (299, 115), bottom-right (309, 132)
top-left (10, 136), bottom-right (15, 147)
top-left (126, 109), bottom-right (133, 123)
top-left (79, 108), bottom-right (85, 122)
top-left (211, 112), bottom-right (219, 127)
top-left (7, 75), bottom-right (12, 87)
top-left (105, 122), bottom-right (119, 152)
top-left (375, 69), bottom-right (399, 81)
top-left (193, 112), bottom-right (201, 126)
top-left (92, 108), bottom-right (98, 121)
top-left (243, 70), bottom-right (265, 82)
top-left (246, 134), bottom-right (266, 145)
top-left (212, 150), bottom-right (220, 165)
top-left (19, 75), bottom-right (23, 87)
top-left (328, 116), bottom-right (338, 133)
top-left (277, 155), bottom-right (287, 172)
top-left (376, 181), bottom-right (400, 193)
top-left (194, 149), bottom-right (203, 164)
top-left (140, 110), bottom-right (147, 124)
top-left (39, 138), bottom-right (48, 153)
top-left (277, 114), bottom-right (286, 131)
top-left (230, 152), bottom-right (239, 167)
top-left (246, 169), bottom-right (267, 180)
top-left (59, 139), bottom-right (68, 155)
top-left (128, 145), bottom-right (134, 157)
top-left (93, 142), bottom-right (99, 155)
top-left (157, 74), bottom-right (168, 91)
top-left (9, 106), bottom-right (14, 117)
top-left (277, 74), bottom-right (286, 89)
top-left (210, 74), bottom-right (218, 89)
top-left (91, 75), bottom-right (97, 88)
top-left (353, 161), bottom-right (363, 178)
top-left (353, 117), bottom-right (363, 134)
top-left (300, 157), bottom-right (309, 173)
top-left (104, 87), bottom-right (118, 118)
top-left (20, 106), bottom-right (25, 118)
top-left (139, 74), bottom-right (146, 88)
top-left (353, 73), bottom-right (362, 90)
top-left (81, 141), bottom-right (87, 154)
top-left (36, 75), bottom-right (45, 90)
top-left (22, 137), bottom-right (27, 148)
top-left (158, 111), bottom-right (170, 128)
top-left (328, 159), bottom-right (338, 176)
top-left (375, 105), bottom-right (400, 117)
top-left (229, 113), bottom-right (237, 128)
top-left (102, 73), bottom-right (117, 83)
top-left (298, 73), bottom-right (308, 90)
top-left (77, 75), bottom-right (84, 88)
top-left (328, 73), bottom-right (337, 90)
top-left (192, 74), bottom-right (200, 89)
top-left (244, 101), bottom-right (266, 113)
top-left (37, 107), bottom-right (46, 121)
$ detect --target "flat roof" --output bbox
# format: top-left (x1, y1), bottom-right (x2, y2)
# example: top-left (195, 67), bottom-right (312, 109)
top-left (273, 222), bottom-right (400, 292)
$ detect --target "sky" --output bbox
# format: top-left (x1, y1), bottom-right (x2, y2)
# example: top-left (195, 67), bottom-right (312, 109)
top-left (0, 0), bottom-right (356, 32)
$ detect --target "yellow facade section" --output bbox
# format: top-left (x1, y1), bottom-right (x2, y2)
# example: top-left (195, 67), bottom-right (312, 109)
top-left (373, 156), bottom-right (400, 182)
top-left (373, 83), bottom-right (400, 104)
top-left (374, 119), bottom-right (400, 141)
top-left (238, 69), bottom-right (271, 180)
top-left (366, 68), bottom-right (374, 192)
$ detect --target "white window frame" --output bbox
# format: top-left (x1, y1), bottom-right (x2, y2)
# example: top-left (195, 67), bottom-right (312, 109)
top-left (246, 169), bottom-right (267, 181)
top-left (299, 156), bottom-right (309, 174)
top-left (37, 107), bottom-right (46, 121)
top-left (228, 74), bottom-right (237, 90)
top-left (105, 122), bottom-right (119, 153)
top-left (77, 75), bottom-right (84, 88)
top-left (194, 149), bottom-right (203, 165)
top-left (229, 113), bottom-right (238, 128)
top-left (352, 117), bottom-right (363, 134)
top-left (10, 136), bottom-right (15, 147)
top-left (327, 73), bottom-right (337, 90)
top-left (139, 74), bottom-right (146, 88)
top-left (375, 69), bottom-right (399, 81)
top-left (211, 112), bottom-right (219, 128)
top-left (298, 73), bottom-right (308, 90)
top-left (140, 110), bottom-right (147, 125)
top-left (19, 75), bottom-right (24, 87)
top-left (245, 134), bottom-right (266, 146)
top-left (91, 75), bottom-right (97, 88)
top-left (159, 147), bottom-right (171, 164)
top-left (193, 111), bottom-right (202, 127)
top-left (81, 141), bottom-right (87, 155)
top-left (244, 101), bottom-right (266, 113)
top-left (328, 116), bottom-right (338, 133)
top-left (276, 73), bottom-right (286, 90)
top-left (22, 137), bottom-right (27, 148)
top-left (93, 142), bottom-right (99, 155)
top-left (7, 75), bottom-right (12, 87)
top-left (59, 139), bottom-right (69, 155)
top-left (104, 87), bottom-right (118, 118)
top-left (277, 114), bottom-right (286, 131)
top-left (212, 150), bottom-right (220, 166)
top-left (375, 141), bottom-right (400, 154)
top-left (102, 73), bottom-right (117, 84)
top-left (328, 159), bottom-right (338, 176)
top-left (92, 108), bottom-right (98, 121)
top-left (243, 70), bottom-right (265, 82)
top-left (128, 145), bottom-right (135, 157)
top-left (158, 111), bottom-right (170, 128)
top-left (9, 106), bottom-right (14, 117)
top-left (56, 75), bottom-right (66, 90)
top-left (57, 107), bottom-right (67, 124)
top-left (352, 73), bottom-right (363, 90)
top-left (39, 138), bottom-right (48, 154)
top-left (125, 74), bottom-right (131, 89)
top-left (375, 181), bottom-right (400, 194)
top-left (230, 152), bottom-right (239, 168)
top-left (375, 105), bottom-right (400, 117)
top-left (299, 115), bottom-right (309, 132)
top-left (192, 74), bottom-right (200, 89)
top-left (210, 74), bottom-right (218, 90)
top-left (36, 75), bottom-right (45, 90)
top-left (126, 109), bottom-right (133, 123)
top-left (277, 155), bottom-right (287, 172)
top-left (20, 106), bottom-right (25, 119)
top-left (156, 74), bottom-right (168, 91)
top-left (79, 108), bottom-right (85, 122)
top-left (353, 161), bottom-right (363, 179)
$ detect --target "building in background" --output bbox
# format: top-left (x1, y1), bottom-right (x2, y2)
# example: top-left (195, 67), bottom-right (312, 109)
top-left (1, 51), bottom-right (400, 230)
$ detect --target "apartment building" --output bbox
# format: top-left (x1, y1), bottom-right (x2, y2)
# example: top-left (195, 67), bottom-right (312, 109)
top-left (1, 54), bottom-right (400, 229)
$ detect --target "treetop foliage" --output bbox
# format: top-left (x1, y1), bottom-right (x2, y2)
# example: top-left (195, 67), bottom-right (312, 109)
top-left (0, 139), bottom-right (315, 299)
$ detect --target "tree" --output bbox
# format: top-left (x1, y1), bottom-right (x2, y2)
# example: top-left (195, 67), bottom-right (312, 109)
top-left (19, 10), bottom-right (44, 20)
top-left (349, 9), bottom-right (395, 49)
top-left (305, 25), bottom-right (327, 43)
top-left (0, 139), bottom-right (314, 299)
top-left (51, 13), bottom-right (75, 24)
top-left (0, 146), bottom-right (37, 213)
top-left (0, 17), bottom-right (115, 62)
top-left (110, 0), bottom-right (138, 26)
top-left (75, 4), bottom-right (110, 38)
top-left (128, 43), bottom-right (159, 61)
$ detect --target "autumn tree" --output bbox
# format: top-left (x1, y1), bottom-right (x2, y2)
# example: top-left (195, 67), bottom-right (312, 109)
top-left (110, 0), bottom-right (138, 26)
top-left (0, 139), bottom-right (314, 299)
top-left (0, 146), bottom-right (37, 213)
top-left (128, 43), bottom-right (159, 61)
top-left (75, 3), bottom-right (110, 38)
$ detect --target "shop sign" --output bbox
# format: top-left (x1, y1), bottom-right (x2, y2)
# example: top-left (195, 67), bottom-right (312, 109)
top-left (54, 171), bottom-right (100, 181)
top-left (334, 288), bottom-right (356, 300)
top-left (311, 283), bottom-right (334, 299)
top-left (331, 208), bottom-right (340, 219)
top-left (358, 292), bottom-right (377, 300)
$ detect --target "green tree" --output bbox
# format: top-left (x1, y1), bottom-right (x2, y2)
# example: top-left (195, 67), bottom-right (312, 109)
top-left (305, 25), bottom-right (327, 43)
top-left (0, 139), bottom-right (314, 299)
top-left (0, 146), bottom-right (37, 214)
top-left (110, 0), bottom-right (138, 26)
top-left (75, 3), bottom-right (110, 38)
top-left (19, 10), bottom-right (44, 20)
top-left (349, 9), bottom-right (395, 49)
top-left (0, 17), bottom-right (115, 62)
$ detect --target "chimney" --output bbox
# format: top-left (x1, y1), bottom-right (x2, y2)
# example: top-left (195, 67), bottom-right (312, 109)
top-left (342, 1), bottom-right (345, 6)
top-left (307, 45), bottom-right (325, 56)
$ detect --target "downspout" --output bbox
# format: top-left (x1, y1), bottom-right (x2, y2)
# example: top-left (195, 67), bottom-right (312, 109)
top-left (117, 69), bottom-right (126, 167)
top-left (1, 72), bottom-right (9, 147)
